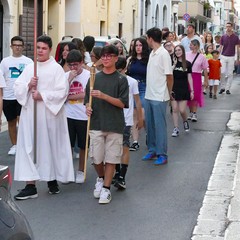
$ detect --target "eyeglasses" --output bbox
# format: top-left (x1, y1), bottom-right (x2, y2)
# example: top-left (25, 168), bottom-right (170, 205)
top-left (101, 54), bottom-right (117, 60)
top-left (164, 44), bottom-right (172, 47)
top-left (12, 44), bottom-right (23, 47)
top-left (67, 63), bottom-right (80, 68)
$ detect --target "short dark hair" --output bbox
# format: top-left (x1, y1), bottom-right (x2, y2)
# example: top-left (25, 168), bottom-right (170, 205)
top-left (100, 45), bottom-right (119, 56)
top-left (188, 23), bottom-right (196, 29)
top-left (115, 56), bottom-right (127, 70)
top-left (91, 46), bottom-right (102, 60)
top-left (37, 35), bottom-right (52, 48)
top-left (83, 36), bottom-right (95, 52)
top-left (146, 27), bottom-right (162, 43)
top-left (11, 36), bottom-right (24, 45)
top-left (211, 50), bottom-right (220, 55)
top-left (66, 49), bottom-right (83, 63)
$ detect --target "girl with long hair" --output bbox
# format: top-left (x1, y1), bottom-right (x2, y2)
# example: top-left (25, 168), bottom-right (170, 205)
top-left (59, 42), bottom-right (77, 72)
top-left (171, 45), bottom-right (194, 137)
top-left (127, 37), bottom-right (149, 151)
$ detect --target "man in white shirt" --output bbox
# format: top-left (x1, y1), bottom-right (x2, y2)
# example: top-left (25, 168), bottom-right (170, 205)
top-left (143, 27), bottom-right (173, 165)
top-left (0, 36), bottom-right (33, 155)
top-left (181, 24), bottom-right (204, 53)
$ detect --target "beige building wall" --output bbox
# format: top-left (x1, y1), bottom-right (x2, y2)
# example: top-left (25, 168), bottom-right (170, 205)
top-left (2, 0), bottom-right (138, 56)
top-left (65, 0), bottom-right (138, 48)
top-left (47, 0), bottom-right (66, 51)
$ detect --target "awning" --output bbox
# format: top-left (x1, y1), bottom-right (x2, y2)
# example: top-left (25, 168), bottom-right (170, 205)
top-left (208, 0), bottom-right (215, 8)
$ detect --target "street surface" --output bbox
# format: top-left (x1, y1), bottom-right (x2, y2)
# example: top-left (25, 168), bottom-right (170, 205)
top-left (1, 75), bottom-right (240, 240)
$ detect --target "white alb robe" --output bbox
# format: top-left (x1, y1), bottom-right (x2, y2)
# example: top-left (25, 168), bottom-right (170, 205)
top-left (14, 57), bottom-right (74, 182)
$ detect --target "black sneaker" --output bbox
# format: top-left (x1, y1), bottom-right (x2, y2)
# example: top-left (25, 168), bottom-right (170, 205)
top-left (219, 89), bottom-right (225, 94)
top-left (209, 92), bottom-right (212, 98)
top-left (14, 184), bottom-right (38, 200)
top-left (129, 142), bottom-right (140, 151)
top-left (114, 177), bottom-right (126, 190)
top-left (226, 90), bottom-right (231, 95)
top-left (183, 121), bottom-right (190, 132)
top-left (111, 173), bottom-right (120, 184)
top-left (47, 180), bottom-right (60, 194)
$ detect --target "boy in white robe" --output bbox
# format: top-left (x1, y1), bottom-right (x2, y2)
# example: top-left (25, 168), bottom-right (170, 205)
top-left (14, 35), bottom-right (74, 200)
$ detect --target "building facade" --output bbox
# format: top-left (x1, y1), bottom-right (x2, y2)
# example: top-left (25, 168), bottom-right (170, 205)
top-left (0, 0), bottom-right (238, 61)
top-left (0, 0), bottom-right (139, 60)
top-left (0, 0), bottom-right (64, 59)
top-left (64, 0), bottom-right (138, 47)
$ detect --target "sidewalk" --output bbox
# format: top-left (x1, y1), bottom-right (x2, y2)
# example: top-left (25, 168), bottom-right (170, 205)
top-left (192, 112), bottom-right (240, 240)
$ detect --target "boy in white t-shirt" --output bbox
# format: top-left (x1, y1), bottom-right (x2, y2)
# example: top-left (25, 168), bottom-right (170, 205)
top-left (113, 57), bottom-right (143, 189)
top-left (0, 69), bottom-right (6, 132)
top-left (65, 49), bottom-right (90, 183)
top-left (0, 36), bottom-right (33, 155)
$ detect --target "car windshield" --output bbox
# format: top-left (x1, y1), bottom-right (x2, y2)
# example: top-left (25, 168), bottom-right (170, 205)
top-left (95, 41), bottom-right (107, 47)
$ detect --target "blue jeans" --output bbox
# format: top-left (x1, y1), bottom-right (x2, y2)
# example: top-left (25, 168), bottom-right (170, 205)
top-left (138, 82), bottom-right (146, 108)
top-left (144, 99), bottom-right (168, 157)
top-left (134, 82), bottom-right (146, 108)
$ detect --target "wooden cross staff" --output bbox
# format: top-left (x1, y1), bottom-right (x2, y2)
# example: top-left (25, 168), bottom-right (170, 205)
top-left (84, 66), bottom-right (96, 181)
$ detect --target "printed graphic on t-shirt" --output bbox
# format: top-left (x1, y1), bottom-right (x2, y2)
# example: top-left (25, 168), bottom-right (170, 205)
top-left (68, 81), bottom-right (83, 104)
top-left (9, 64), bottom-right (26, 78)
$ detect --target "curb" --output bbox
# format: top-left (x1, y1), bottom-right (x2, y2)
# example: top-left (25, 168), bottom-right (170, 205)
top-left (192, 112), bottom-right (240, 240)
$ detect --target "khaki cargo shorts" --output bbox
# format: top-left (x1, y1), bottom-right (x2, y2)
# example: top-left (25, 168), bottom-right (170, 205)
top-left (89, 130), bottom-right (123, 164)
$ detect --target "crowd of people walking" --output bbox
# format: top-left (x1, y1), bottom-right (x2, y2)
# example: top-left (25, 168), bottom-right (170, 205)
top-left (0, 21), bottom-right (239, 204)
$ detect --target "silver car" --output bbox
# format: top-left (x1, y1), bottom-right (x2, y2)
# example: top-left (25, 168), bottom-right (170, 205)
top-left (0, 165), bottom-right (34, 240)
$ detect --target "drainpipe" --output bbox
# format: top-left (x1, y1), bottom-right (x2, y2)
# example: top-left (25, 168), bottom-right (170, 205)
top-left (19, 0), bottom-right (23, 36)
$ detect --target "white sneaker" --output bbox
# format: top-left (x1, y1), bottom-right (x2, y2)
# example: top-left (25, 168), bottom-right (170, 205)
top-left (171, 127), bottom-right (179, 137)
top-left (187, 112), bottom-right (193, 120)
top-left (99, 188), bottom-right (111, 204)
top-left (8, 145), bottom-right (16, 155)
top-left (93, 177), bottom-right (104, 198)
top-left (75, 171), bottom-right (85, 184)
top-left (191, 113), bottom-right (198, 122)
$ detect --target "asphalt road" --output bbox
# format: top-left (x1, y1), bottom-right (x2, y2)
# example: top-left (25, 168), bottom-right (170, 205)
top-left (1, 75), bottom-right (240, 240)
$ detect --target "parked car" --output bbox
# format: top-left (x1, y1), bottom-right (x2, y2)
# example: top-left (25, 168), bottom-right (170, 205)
top-left (95, 36), bottom-right (128, 56)
top-left (0, 165), bottom-right (34, 240)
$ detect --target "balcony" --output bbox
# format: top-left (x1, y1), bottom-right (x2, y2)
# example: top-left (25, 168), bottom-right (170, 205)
top-left (178, 0), bottom-right (213, 23)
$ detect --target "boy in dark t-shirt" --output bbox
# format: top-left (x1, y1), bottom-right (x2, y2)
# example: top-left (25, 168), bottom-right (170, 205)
top-left (85, 45), bottom-right (129, 204)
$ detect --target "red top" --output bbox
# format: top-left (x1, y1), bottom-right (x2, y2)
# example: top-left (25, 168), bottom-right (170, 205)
top-left (208, 59), bottom-right (222, 80)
